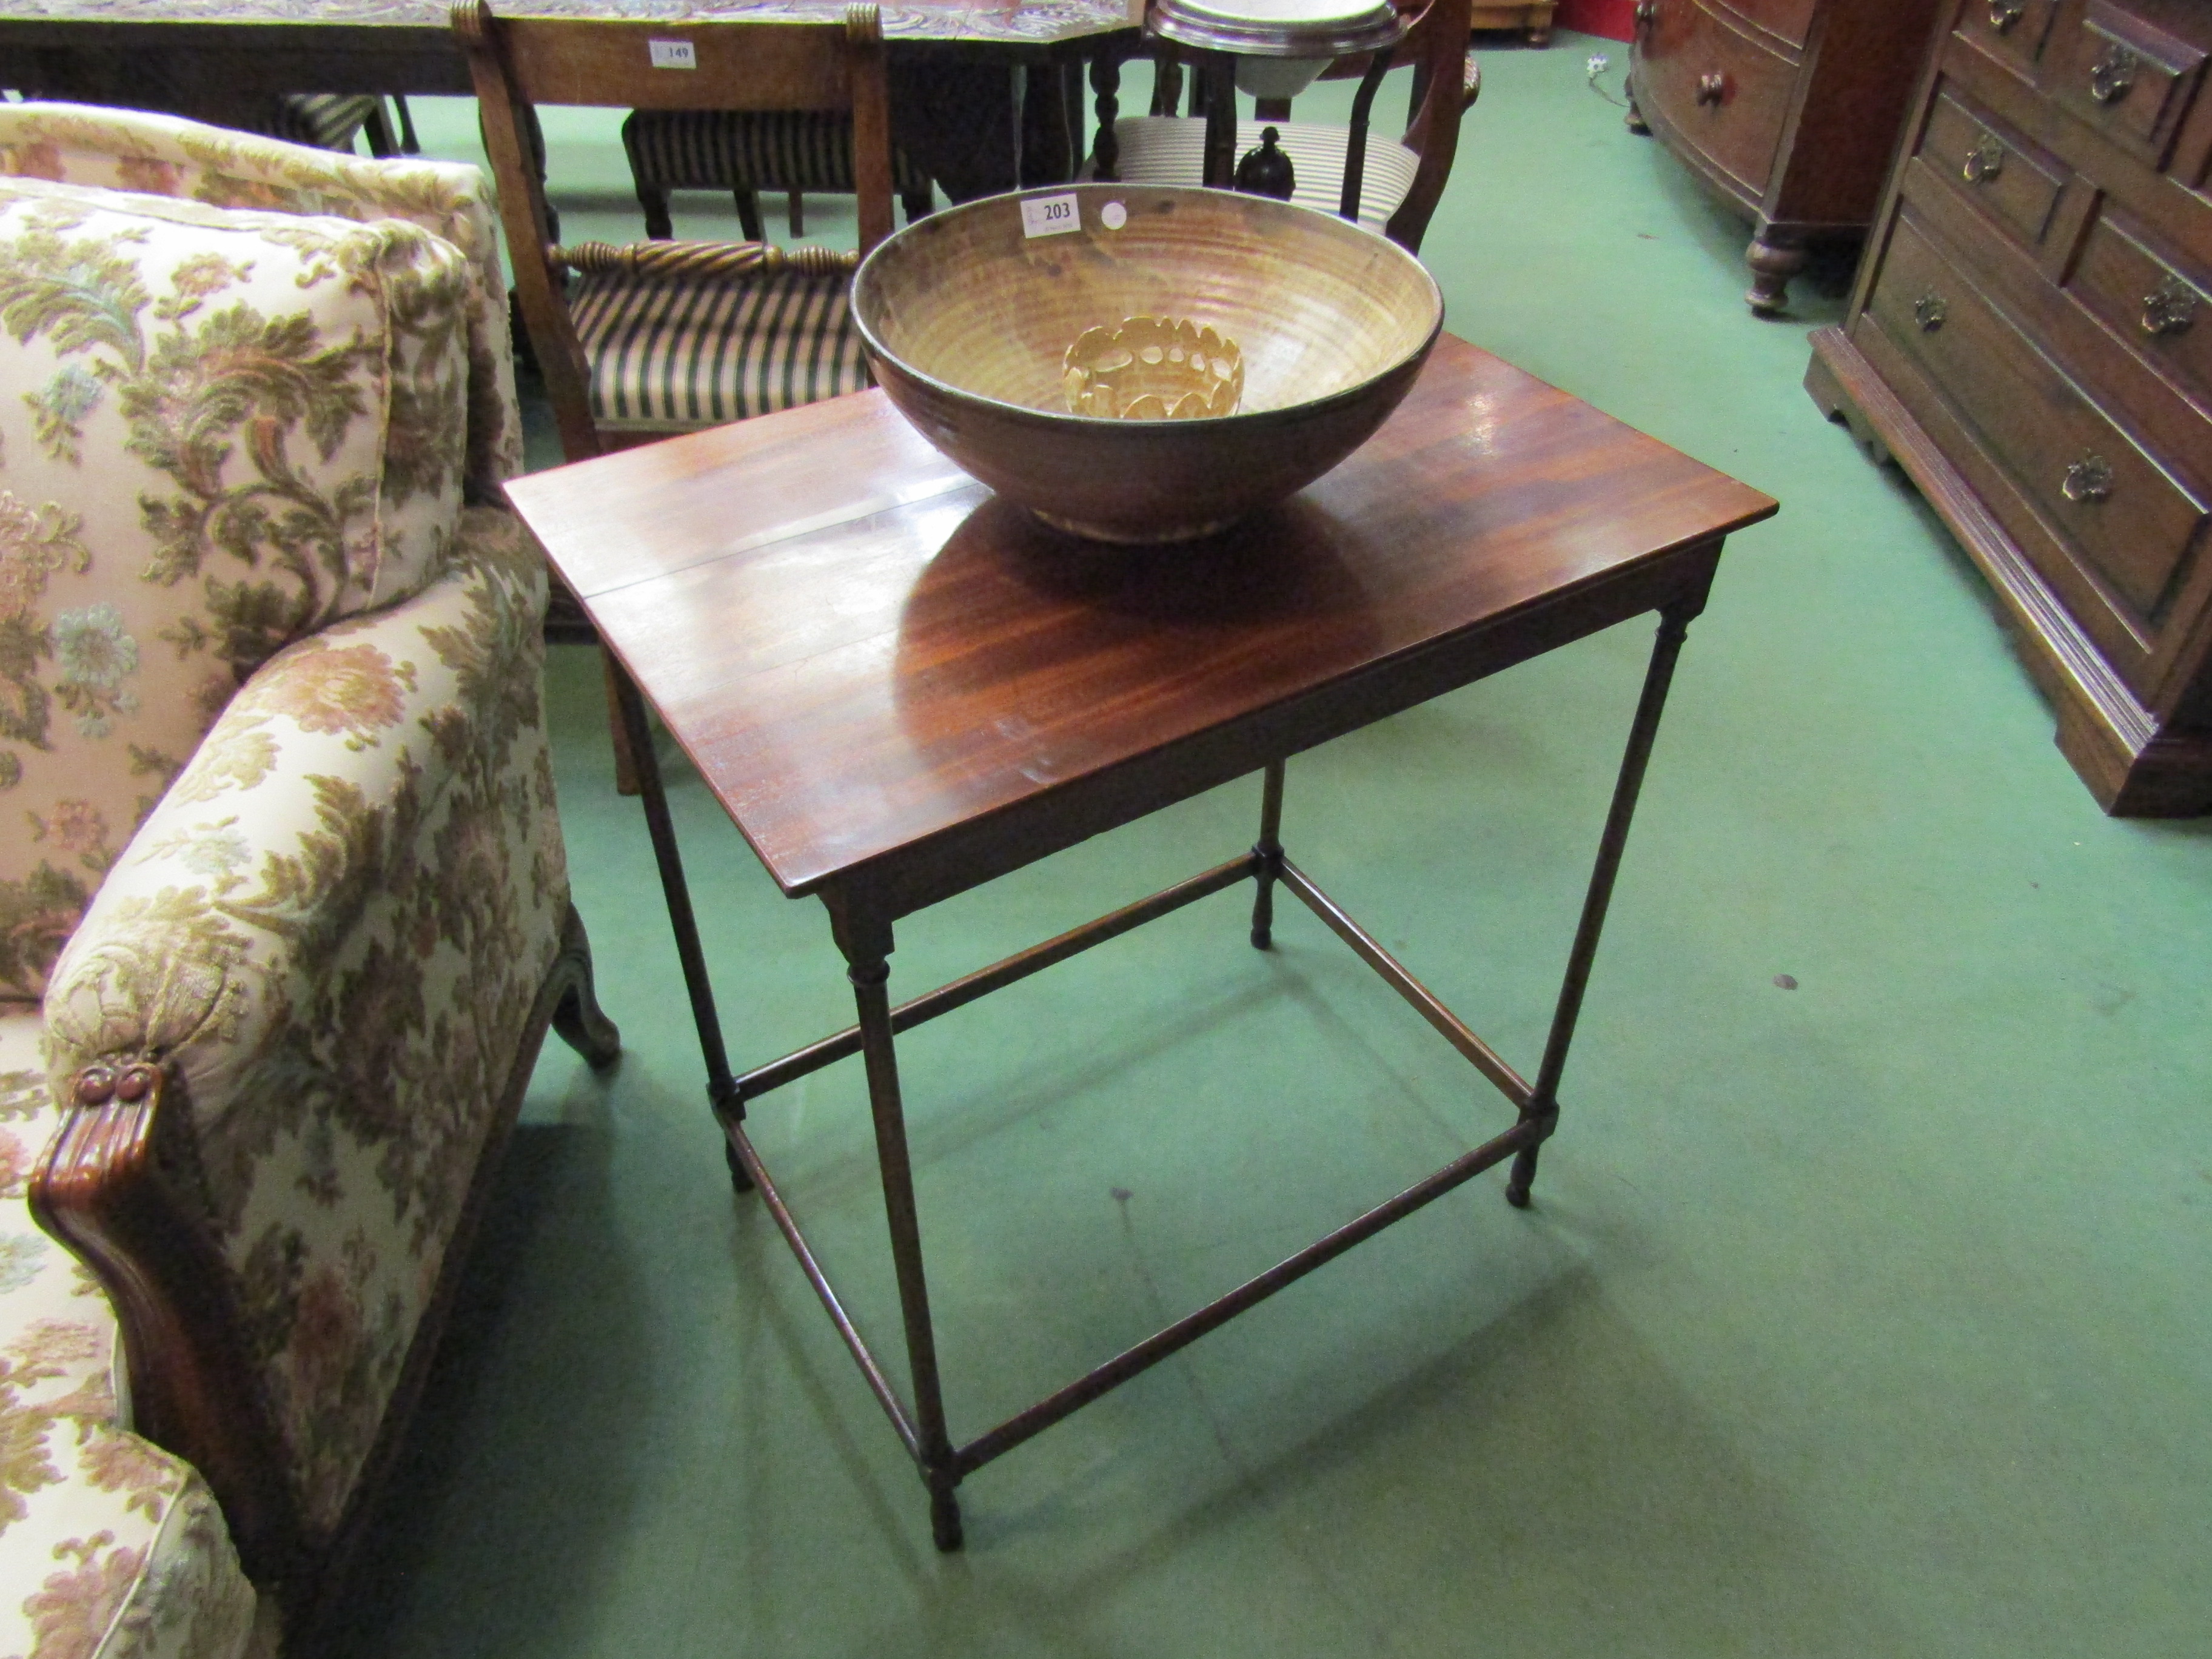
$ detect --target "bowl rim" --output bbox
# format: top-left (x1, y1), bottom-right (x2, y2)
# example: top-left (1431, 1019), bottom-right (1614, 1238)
top-left (851, 183), bottom-right (1446, 434)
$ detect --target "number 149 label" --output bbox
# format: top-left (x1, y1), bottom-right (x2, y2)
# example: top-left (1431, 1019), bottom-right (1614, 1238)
top-left (1021, 193), bottom-right (1080, 238)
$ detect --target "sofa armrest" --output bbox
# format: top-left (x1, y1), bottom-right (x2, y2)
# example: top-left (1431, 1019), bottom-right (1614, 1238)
top-left (30, 1056), bottom-right (296, 1601)
top-left (0, 1018), bottom-right (260, 1659)
top-left (40, 504), bottom-right (570, 1547)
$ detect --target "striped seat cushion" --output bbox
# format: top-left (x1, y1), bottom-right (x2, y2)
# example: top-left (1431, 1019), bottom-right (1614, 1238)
top-left (569, 268), bottom-right (870, 430)
top-left (622, 109), bottom-right (931, 196)
top-left (1107, 116), bottom-right (1422, 233)
top-left (261, 93), bottom-right (383, 152)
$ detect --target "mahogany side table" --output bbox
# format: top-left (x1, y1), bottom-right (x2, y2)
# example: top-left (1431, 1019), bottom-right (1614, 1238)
top-left (505, 333), bottom-right (1776, 1550)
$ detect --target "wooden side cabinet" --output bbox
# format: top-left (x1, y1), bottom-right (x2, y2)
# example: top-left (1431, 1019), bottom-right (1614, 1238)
top-left (1808, 0), bottom-right (2212, 815)
top-left (1627, 0), bottom-right (1945, 313)
top-left (1470, 1), bottom-right (1555, 43)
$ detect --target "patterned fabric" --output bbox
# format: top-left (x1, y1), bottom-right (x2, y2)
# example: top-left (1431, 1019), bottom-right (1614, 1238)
top-left (0, 104), bottom-right (571, 1575)
top-left (1107, 116), bottom-right (1423, 233)
top-left (0, 102), bottom-right (523, 500)
top-left (568, 267), bottom-right (868, 430)
top-left (621, 109), bottom-right (931, 196)
top-left (42, 504), bottom-right (568, 1540)
top-left (0, 109), bottom-right (571, 1558)
top-left (0, 1016), bottom-right (259, 1659)
top-left (0, 175), bottom-right (475, 1002)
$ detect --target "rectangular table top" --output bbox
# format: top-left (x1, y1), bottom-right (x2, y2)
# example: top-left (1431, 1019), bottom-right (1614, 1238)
top-left (0, 0), bottom-right (1130, 49)
top-left (508, 333), bottom-right (1775, 919)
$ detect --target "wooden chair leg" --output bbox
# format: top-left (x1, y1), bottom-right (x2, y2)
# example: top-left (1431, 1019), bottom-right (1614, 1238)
top-left (788, 190), bottom-right (804, 237)
top-left (603, 649), bottom-right (642, 798)
top-left (901, 186), bottom-right (933, 223)
top-left (362, 99), bottom-right (398, 158)
top-left (735, 189), bottom-right (765, 241)
top-left (638, 183), bottom-right (674, 240)
top-left (393, 93), bottom-right (421, 154)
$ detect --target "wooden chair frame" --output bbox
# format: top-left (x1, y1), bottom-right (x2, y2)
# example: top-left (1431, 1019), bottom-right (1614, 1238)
top-left (453, 0), bottom-right (894, 463)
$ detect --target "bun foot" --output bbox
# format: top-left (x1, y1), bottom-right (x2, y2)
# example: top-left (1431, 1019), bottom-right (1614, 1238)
top-left (931, 1486), bottom-right (965, 1552)
top-left (1745, 233), bottom-right (1808, 317)
top-left (1504, 1145), bottom-right (1538, 1208)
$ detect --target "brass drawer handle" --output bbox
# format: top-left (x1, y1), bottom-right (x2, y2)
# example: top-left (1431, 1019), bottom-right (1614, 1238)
top-left (1963, 133), bottom-right (2005, 183)
top-left (1914, 292), bottom-right (1948, 330)
top-left (1988, 0), bottom-right (2025, 32)
top-left (1695, 71), bottom-right (1726, 106)
top-left (2090, 42), bottom-right (2138, 104)
top-left (2142, 274), bottom-right (2199, 337)
top-left (2063, 455), bottom-right (2114, 504)
top-left (1634, 0), bottom-right (1655, 28)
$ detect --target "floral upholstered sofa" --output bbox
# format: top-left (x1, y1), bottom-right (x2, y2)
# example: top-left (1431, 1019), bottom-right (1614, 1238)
top-left (0, 106), bottom-right (620, 1655)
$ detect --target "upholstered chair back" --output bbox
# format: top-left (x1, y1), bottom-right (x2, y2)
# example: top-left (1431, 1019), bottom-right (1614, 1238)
top-left (0, 103), bottom-right (521, 499)
top-left (0, 174), bottom-right (476, 1002)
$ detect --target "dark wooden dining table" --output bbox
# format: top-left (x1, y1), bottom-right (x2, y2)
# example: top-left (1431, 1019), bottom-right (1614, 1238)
top-left (504, 331), bottom-right (1778, 1550)
top-left (0, 0), bottom-right (1139, 196)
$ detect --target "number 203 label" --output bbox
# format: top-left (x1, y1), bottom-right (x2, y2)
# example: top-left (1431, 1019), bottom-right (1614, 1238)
top-left (1021, 193), bottom-right (1080, 238)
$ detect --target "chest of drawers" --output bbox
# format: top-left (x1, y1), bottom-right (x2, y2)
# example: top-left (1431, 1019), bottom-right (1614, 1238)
top-left (1807, 0), bottom-right (2212, 814)
top-left (1628, 0), bottom-right (1944, 313)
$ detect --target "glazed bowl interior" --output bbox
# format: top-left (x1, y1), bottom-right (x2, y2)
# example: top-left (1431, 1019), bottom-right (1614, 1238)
top-left (855, 186), bottom-right (1440, 423)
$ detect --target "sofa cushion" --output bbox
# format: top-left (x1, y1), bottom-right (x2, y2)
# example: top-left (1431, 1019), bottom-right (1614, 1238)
top-left (0, 175), bottom-right (474, 1001)
top-left (0, 102), bottom-right (521, 501)
top-left (0, 1013), bottom-right (256, 1659)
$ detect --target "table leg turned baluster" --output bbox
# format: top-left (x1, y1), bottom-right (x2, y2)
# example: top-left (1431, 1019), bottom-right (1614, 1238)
top-left (833, 910), bottom-right (964, 1550)
top-left (1250, 760), bottom-right (1285, 949)
top-left (1090, 54), bottom-right (1121, 180)
top-left (1201, 52), bottom-right (1238, 187)
top-left (1153, 44), bottom-right (1185, 116)
top-left (1507, 600), bottom-right (1699, 1208)
top-left (608, 657), bottom-right (746, 1187)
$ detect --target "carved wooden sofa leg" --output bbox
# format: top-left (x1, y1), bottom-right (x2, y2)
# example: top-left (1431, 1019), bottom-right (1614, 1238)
top-left (549, 901), bottom-right (624, 1069)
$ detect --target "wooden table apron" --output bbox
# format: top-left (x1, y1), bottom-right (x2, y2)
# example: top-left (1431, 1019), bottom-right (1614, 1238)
top-left (505, 331), bottom-right (1777, 1550)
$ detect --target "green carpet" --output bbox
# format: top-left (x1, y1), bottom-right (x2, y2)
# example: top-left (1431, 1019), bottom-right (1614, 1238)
top-left (330, 39), bottom-right (2211, 1656)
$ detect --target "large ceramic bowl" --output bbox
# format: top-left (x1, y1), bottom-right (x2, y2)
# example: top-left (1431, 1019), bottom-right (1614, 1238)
top-left (851, 184), bottom-right (1444, 543)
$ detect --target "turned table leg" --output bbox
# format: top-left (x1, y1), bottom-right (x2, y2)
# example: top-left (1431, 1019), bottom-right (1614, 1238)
top-left (1090, 53), bottom-right (1121, 180)
top-left (833, 911), bottom-right (964, 1552)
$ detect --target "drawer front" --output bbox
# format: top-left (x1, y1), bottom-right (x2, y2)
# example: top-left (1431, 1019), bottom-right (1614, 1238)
top-left (1638, 0), bottom-right (1797, 197)
top-left (1711, 0), bottom-right (1815, 51)
top-left (1870, 209), bottom-right (2211, 640)
top-left (1954, 0), bottom-right (2059, 77)
top-left (1919, 85), bottom-right (2070, 252)
top-left (2048, 0), bottom-right (2207, 169)
top-left (2068, 203), bottom-right (2212, 410)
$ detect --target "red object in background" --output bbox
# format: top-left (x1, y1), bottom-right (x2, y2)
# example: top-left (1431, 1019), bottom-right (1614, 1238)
top-left (1554, 0), bottom-right (1634, 38)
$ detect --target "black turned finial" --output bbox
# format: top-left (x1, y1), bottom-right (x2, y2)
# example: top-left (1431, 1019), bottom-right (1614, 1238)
top-left (1234, 127), bottom-right (1295, 200)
